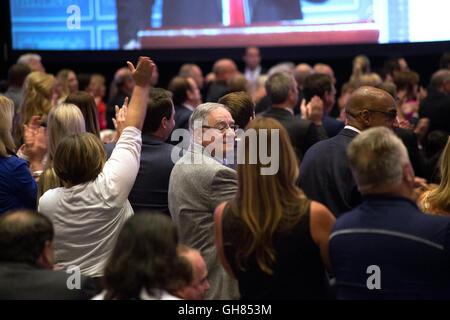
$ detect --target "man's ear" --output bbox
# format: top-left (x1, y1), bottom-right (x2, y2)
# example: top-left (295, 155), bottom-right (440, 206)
top-left (360, 109), bottom-right (371, 127)
top-left (36, 240), bottom-right (54, 269)
top-left (186, 89), bottom-right (193, 101)
top-left (161, 117), bottom-right (168, 129)
top-left (402, 163), bottom-right (415, 186)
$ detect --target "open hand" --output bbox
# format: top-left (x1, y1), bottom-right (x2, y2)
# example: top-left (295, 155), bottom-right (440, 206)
top-left (127, 56), bottom-right (156, 87)
top-left (112, 97), bottom-right (129, 142)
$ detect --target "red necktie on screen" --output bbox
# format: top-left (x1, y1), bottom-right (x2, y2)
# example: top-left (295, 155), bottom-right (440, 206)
top-left (230, 0), bottom-right (245, 25)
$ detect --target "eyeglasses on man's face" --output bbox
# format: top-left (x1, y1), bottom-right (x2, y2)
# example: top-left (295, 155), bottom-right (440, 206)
top-left (202, 121), bottom-right (239, 132)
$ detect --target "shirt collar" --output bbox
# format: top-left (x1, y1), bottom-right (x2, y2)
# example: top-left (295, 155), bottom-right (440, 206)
top-left (182, 103), bottom-right (195, 112)
top-left (344, 125), bottom-right (361, 134)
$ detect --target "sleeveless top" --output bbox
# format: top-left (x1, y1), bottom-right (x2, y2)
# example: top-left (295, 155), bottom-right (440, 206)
top-left (222, 203), bottom-right (329, 300)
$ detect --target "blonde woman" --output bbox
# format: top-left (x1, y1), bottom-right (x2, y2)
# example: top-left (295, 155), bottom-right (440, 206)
top-left (349, 55), bottom-right (371, 84)
top-left (214, 117), bottom-right (335, 299)
top-left (57, 69), bottom-right (79, 103)
top-left (0, 95), bottom-right (39, 214)
top-left (15, 71), bottom-right (54, 146)
top-left (38, 57), bottom-right (155, 278)
top-left (65, 91), bottom-right (100, 138)
top-left (420, 137), bottom-right (450, 216)
top-left (37, 103), bottom-right (86, 202)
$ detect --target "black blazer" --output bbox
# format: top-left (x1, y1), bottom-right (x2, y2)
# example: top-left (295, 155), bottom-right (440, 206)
top-left (262, 107), bottom-right (327, 161)
top-left (0, 262), bottom-right (97, 300)
top-left (173, 104), bottom-right (193, 131)
top-left (419, 90), bottom-right (450, 134)
top-left (298, 128), bottom-right (361, 217)
top-left (106, 135), bottom-right (180, 215)
top-left (394, 127), bottom-right (425, 178)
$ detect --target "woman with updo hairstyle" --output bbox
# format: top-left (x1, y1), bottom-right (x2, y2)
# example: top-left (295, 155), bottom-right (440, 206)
top-left (15, 71), bottom-right (54, 146)
top-left (37, 103), bottom-right (86, 203)
top-left (349, 55), bottom-right (371, 84)
top-left (65, 91), bottom-right (100, 138)
top-left (57, 69), bottom-right (79, 103)
top-left (0, 94), bottom-right (37, 214)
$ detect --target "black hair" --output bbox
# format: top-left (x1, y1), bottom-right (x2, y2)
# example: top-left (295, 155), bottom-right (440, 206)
top-left (0, 210), bottom-right (54, 265)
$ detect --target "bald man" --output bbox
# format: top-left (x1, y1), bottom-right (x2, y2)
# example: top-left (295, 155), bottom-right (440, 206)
top-left (206, 59), bottom-right (238, 103)
top-left (298, 86), bottom-right (398, 217)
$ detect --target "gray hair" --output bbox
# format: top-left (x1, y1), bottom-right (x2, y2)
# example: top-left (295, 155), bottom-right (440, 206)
top-left (189, 102), bottom-right (224, 131)
top-left (265, 71), bottom-right (295, 104)
top-left (347, 127), bottom-right (410, 193)
top-left (267, 62), bottom-right (295, 77)
top-left (17, 53), bottom-right (42, 66)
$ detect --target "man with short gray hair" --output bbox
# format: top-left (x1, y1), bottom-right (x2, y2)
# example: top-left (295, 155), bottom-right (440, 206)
top-left (17, 53), bottom-right (45, 73)
top-left (262, 71), bottom-right (327, 162)
top-left (330, 127), bottom-right (450, 299)
top-left (168, 102), bottom-right (239, 300)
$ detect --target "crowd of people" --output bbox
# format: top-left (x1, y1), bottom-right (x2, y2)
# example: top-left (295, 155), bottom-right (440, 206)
top-left (0, 47), bottom-right (449, 300)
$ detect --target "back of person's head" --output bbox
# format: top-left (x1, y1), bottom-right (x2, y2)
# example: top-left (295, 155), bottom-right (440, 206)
top-left (143, 88), bottom-right (174, 135)
top-left (219, 91), bottom-right (254, 130)
top-left (20, 71), bottom-right (54, 125)
top-left (175, 245), bottom-right (210, 300)
top-left (358, 73), bottom-right (382, 87)
top-left (351, 55), bottom-right (371, 80)
top-left (228, 73), bottom-right (249, 93)
top-left (53, 132), bottom-right (106, 186)
top-left (168, 76), bottom-right (190, 105)
top-left (294, 63), bottom-right (313, 88)
top-left (265, 71), bottom-right (295, 104)
top-left (394, 70), bottom-right (419, 97)
top-left (77, 73), bottom-right (92, 92)
top-left (424, 130), bottom-right (449, 158)
top-left (347, 127), bottom-right (410, 193)
top-left (376, 81), bottom-right (397, 99)
top-left (47, 103), bottom-right (86, 161)
top-left (267, 62), bottom-right (295, 77)
top-left (179, 64), bottom-right (203, 89)
top-left (430, 69), bottom-right (450, 92)
top-left (0, 210), bottom-right (53, 266)
top-left (212, 59), bottom-right (237, 83)
top-left (303, 73), bottom-right (332, 102)
top-left (0, 95), bottom-right (15, 158)
top-left (115, 71), bottom-right (133, 91)
top-left (231, 117), bottom-right (309, 274)
top-left (65, 91), bottom-right (100, 138)
top-left (7, 64), bottom-right (31, 88)
top-left (440, 52), bottom-right (450, 70)
top-left (103, 212), bottom-right (190, 300)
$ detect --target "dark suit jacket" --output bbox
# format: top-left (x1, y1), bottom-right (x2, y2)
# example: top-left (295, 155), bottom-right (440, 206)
top-left (173, 104), bottom-right (193, 131)
top-left (394, 127), bottom-right (425, 178)
top-left (323, 114), bottom-right (345, 138)
top-left (0, 262), bottom-right (97, 300)
top-left (106, 135), bottom-right (181, 215)
top-left (298, 128), bottom-right (361, 217)
top-left (419, 90), bottom-right (450, 134)
top-left (206, 81), bottom-right (229, 103)
top-left (262, 107), bottom-right (327, 161)
top-left (107, 91), bottom-right (130, 130)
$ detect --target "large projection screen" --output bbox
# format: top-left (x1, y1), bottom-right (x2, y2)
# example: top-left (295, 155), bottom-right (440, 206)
top-left (9, 0), bottom-right (450, 51)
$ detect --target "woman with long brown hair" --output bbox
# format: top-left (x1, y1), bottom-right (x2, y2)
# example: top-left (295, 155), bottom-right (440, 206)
top-left (214, 117), bottom-right (335, 299)
top-left (420, 137), bottom-right (450, 216)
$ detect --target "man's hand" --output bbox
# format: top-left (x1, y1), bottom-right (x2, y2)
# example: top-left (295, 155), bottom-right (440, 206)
top-left (127, 56), bottom-right (155, 87)
top-left (306, 96), bottom-right (324, 126)
top-left (112, 97), bottom-right (128, 142)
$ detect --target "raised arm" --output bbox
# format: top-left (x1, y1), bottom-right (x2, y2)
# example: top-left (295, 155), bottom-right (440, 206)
top-left (125, 57), bottom-right (155, 131)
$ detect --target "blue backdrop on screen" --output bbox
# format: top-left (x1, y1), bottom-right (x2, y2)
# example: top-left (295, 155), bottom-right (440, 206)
top-left (10, 0), bottom-right (119, 50)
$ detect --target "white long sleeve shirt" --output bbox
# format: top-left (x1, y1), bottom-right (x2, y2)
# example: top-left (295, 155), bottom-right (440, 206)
top-left (38, 127), bottom-right (142, 277)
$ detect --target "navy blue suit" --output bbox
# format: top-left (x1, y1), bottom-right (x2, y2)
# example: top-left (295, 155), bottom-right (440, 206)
top-left (173, 104), bottom-right (193, 131)
top-left (106, 135), bottom-right (181, 215)
top-left (322, 115), bottom-right (345, 138)
top-left (298, 128), bottom-right (360, 217)
top-left (330, 194), bottom-right (450, 299)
